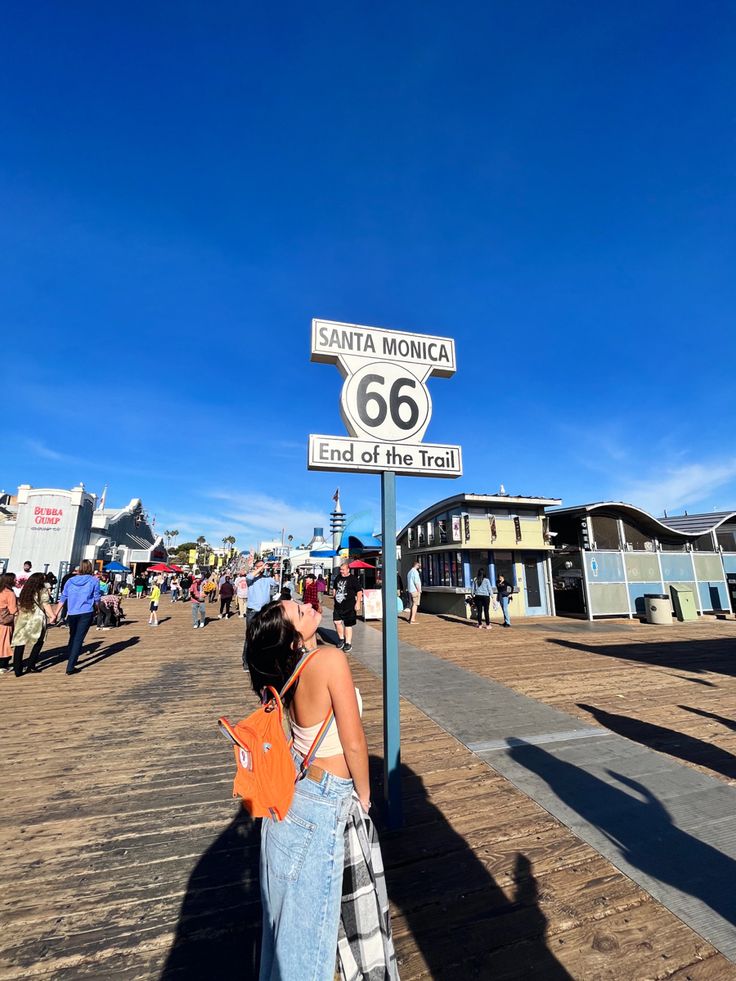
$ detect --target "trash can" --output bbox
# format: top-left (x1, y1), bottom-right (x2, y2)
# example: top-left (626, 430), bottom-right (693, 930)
top-left (644, 593), bottom-right (672, 625)
top-left (670, 585), bottom-right (698, 622)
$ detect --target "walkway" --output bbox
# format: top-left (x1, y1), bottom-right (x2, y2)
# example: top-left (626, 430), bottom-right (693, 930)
top-left (1, 598), bottom-right (733, 979)
top-left (348, 612), bottom-right (736, 964)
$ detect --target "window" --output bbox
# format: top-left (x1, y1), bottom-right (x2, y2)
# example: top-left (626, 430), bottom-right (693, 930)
top-left (427, 521), bottom-right (435, 545)
top-left (417, 524), bottom-right (426, 546)
top-left (406, 527), bottom-right (413, 548)
top-left (620, 519), bottom-right (653, 551)
top-left (437, 519), bottom-right (448, 544)
top-left (591, 516), bottom-right (621, 550)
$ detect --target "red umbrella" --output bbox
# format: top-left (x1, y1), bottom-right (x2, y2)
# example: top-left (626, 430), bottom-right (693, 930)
top-left (148, 562), bottom-right (174, 573)
top-left (348, 560), bottom-right (375, 569)
top-left (168, 564), bottom-right (183, 573)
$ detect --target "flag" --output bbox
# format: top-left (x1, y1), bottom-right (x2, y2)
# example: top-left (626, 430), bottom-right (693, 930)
top-left (333, 488), bottom-right (340, 502)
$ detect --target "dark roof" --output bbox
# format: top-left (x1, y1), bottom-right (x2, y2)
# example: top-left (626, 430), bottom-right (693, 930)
top-left (548, 502), bottom-right (693, 541)
top-left (662, 511), bottom-right (736, 535)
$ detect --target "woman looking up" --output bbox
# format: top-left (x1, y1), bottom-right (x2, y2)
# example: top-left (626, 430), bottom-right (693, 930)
top-left (246, 599), bottom-right (370, 981)
top-left (12, 572), bottom-right (58, 676)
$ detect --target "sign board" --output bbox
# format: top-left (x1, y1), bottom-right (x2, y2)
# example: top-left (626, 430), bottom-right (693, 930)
top-left (308, 434), bottom-right (461, 477)
top-left (273, 545), bottom-right (291, 558)
top-left (362, 588), bottom-right (383, 620)
top-left (308, 319), bottom-right (462, 476)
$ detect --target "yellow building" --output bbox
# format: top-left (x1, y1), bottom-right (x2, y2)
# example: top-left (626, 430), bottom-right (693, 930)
top-left (398, 492), bottom-right (561, 619)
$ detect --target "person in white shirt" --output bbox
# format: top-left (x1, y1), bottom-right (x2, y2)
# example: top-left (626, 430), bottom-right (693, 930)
top-left (406, 560), bottom-right (422, 624)
top-left (234, 569), bottom-right (249, 618)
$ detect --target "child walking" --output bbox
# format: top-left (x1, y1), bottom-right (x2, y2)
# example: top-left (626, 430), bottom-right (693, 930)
top-left (148, 581), bottom-right (161, 627)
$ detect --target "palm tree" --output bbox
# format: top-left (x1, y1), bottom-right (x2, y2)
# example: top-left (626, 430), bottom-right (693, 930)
top-left (171, 529), bottom-right (179, 549)
top-left (196, 535), bottom-right (206, 563)
top-left (164, 529), bottom-right (173, 547)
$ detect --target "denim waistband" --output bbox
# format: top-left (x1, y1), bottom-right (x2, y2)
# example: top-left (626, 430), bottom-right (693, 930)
top-left (291, 748), bottom-right (354, 799)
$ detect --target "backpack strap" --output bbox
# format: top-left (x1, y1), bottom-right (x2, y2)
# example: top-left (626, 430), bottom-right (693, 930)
top-left (279, 647), bottom-right (336, 780)
top-left (279, 646), bottom-right (321, 698)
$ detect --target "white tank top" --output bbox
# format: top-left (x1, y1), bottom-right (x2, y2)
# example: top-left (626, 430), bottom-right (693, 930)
top-left (291, 688), bottom-right (363, 759)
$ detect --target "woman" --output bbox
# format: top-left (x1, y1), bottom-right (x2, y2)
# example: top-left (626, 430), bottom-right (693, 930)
top-left (247, 599), bottom-right (370, 981)
top-left (13, 573), bottom-right (58, 676)
top-left (496, 574), bottom-right (513, 628)
top-left (471, 568), bottom-right (493, 629)
top-left (60, 559), bottom-right (101, 675)
top-left (218, 575), bottom-right (234, 618)
top-left (0, 573), bottom-right (17, 673)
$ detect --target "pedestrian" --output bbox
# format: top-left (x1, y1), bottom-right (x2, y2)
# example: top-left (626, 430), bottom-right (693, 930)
top-left (0, 573), bottom-right (17, 673)
top-left (242, 560), bottom-right (280, 670)
top-left (96, 593), bottom-right (122, 630)
top-left (471, 568), bottom-right (493, 629)
top-left (135, 574), bottom-right (145, 600)
top-left (247, 598), bottom-right (375, 981)
top-left (496, 574), bottom-right (513, 627)
top-left (12, 561), bottom-right (32, 597)
top-left (204, 575), bottom-right (217, 604)
top-left (303, 573), bottom-right (320, 611)
top-left (60, 560), bottom-right (101, 675)
top-left (189, 575), bottom-right (207, 628)
top-left (280, 573), bottom-right (298, 601)
top-left (234, 569), bottom-right (249, 618)
top-left (148, 580), bottom-right (161, 626)
top-left (180, 571), bottom-right (192, 602)
top-left (218, 574), bottom-right (234, 619)
top-left (99, 575), bottom-right (111, 597)
top-left (12, 573), bottom-right (58, 675)
top-left (333, 560), bottom-right (362, 653)
top-left (170, 576), bottom-right (180, 603)
top-left (316, 573), bottom-right (326, 596)
top-left (406, 559), bottom-right (422, 624)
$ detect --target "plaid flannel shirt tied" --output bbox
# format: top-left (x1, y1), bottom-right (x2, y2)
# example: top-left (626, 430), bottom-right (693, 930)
top-left (338, 795), bottom-right (399, 981)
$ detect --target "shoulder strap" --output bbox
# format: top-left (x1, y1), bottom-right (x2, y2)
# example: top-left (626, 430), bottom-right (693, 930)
top-left (280, 646), bottom-right (337, 779)
top-left (279, 646), bottom-right (321, 698)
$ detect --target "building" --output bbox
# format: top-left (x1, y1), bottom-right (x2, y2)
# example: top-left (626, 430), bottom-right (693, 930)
top-left (2, 484), bottom-right (164, 580)
top-left (398, 492), bottom-right (561, 618)
top-left (548, 502), bottom-right (732, 619)
top-left (663, 511), bottom-right (736, 612)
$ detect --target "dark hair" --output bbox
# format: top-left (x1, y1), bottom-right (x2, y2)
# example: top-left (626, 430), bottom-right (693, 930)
top-left (0, 572), bottom-right (16, 592)
top-left (475, 568), bottom-right (487, 587)
top-left (19, 573), bottom-right (47, 611)
top-left (246, 601), bottom-right (304, 707)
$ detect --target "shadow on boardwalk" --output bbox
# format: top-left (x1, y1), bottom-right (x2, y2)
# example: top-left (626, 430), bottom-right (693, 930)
top-left (548, 636), bottom-right (736, 678)
top-left (578, 702), bottom-right (736, 781)
top-left (508, 741), bottom-right (736, 930)
top-left (160, 758), bottom-right (571, 979)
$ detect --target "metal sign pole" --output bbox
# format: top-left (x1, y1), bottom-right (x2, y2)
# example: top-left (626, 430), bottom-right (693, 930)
top-left (381, 470), bottom-right (403, 829)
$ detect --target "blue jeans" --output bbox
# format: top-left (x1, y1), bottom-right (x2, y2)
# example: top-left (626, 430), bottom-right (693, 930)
top-left (500, 595), bottom-right (511, 625)
top-left (66, 612), bottom-right (94, 673)
top-left (191, 601), bottom-right (206, 625)
top-left (259, 755), bottom-right (354, 981)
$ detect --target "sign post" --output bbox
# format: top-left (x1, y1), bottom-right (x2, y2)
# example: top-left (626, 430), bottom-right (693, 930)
top-left (309, 318), bottom-right (461, 828)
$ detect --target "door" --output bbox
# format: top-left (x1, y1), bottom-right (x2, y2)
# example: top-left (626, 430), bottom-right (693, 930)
top-left (524, 556), bottom-right (544, 612)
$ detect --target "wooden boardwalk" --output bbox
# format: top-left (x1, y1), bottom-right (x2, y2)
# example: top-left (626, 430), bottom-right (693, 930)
top-left (387, 611), bottom-right (736, 786)
top-left (1, 599), bottom-right (734, 979)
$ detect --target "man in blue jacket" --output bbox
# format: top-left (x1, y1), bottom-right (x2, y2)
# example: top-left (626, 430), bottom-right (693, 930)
top-left (60, 560), bottom-right (101, 674)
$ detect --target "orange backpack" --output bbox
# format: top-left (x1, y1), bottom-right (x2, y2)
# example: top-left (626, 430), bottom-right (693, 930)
top-left (218, 647), bottom-right (334, 821)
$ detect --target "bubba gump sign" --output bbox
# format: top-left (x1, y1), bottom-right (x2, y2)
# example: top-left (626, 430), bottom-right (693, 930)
top-left (33, 505), bottom-right (64, 527)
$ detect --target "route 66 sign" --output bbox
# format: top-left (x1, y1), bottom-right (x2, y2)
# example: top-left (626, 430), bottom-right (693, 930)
top-left (309, 319), bottom-right (462, 477)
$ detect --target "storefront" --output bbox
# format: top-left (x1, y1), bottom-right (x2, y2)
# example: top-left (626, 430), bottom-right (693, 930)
top-left (2, 484), bottom-right (163, 582)
top-left (397, 492), bottom-right (561, 618)
top-left (549, 503), bottom-right (732, 619)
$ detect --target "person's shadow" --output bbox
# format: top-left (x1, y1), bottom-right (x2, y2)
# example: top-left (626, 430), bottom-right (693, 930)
top-left (160, 758), bottom-right (570, 980)
top-left (160, 805), bottom-right (262, 979)
top-left (372, 755), bottom-right (571, 979)
top-left (507, 740), bottom-right (736, 929)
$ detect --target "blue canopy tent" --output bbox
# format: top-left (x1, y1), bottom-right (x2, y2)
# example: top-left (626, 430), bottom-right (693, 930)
top-left (310, 548), bottom-right (337, 558)
top-left (338, 511), bottom-right (382, 553)
top-left (104, 561), bottom-right (131, 572)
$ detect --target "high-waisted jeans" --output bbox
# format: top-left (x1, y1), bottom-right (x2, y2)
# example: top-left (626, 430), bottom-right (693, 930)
top-left (259, 754), bottom-right (354, 981)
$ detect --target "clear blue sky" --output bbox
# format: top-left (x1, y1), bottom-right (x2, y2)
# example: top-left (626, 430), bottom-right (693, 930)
top-left (4, 2), bottom-right (735, 548)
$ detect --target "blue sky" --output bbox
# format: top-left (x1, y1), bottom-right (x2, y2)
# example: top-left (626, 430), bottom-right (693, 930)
top-left (3, 2), bottom-right (735, 548)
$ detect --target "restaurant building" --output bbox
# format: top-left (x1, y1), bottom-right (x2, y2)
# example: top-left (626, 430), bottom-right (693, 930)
top-left (548, 502), bottom-right (732, 619)
top-left (2, 484), bottom-right (164, 580)
top-left (397, 492), bottom-right (561, 618)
